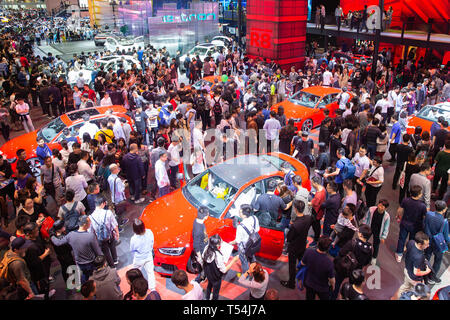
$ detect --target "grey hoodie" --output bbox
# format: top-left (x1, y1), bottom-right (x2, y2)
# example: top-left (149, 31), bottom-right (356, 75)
top-left (90, 266), bottom-right (123, 300)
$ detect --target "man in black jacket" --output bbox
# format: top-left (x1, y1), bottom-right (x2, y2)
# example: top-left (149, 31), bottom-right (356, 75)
top-left (392, 133), bottom-right (414, 190)
top-left (280, 199), bottom-right (312, 289)
top-left (321, 182), bottom-right (341, 236)
top-left (192, 206), bottom-right (209, 282)
top-left (364, 118), bottom-right (385, 159)
top-left (331, 224), bottom-right (373, 300)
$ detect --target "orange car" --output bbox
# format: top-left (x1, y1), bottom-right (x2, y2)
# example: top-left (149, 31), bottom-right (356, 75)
top-left (0, 105), bottom-right (133, 176)
top-left (406, 102), bottom-right (450, 135)
top-left (271, 86), bottom-right (352, 132)
top-left (140, 152), bottom-right (310, 275)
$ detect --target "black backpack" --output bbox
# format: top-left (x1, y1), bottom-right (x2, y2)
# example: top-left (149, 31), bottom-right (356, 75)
top-left (212, 97), bottom-right (222, 115)
top-left (334, 249), bottom-right (358, 278)
top-left (196, 95), bottom-right (206, 111)
top-left (241, 216), bottom-right (261, 258)
top-left (62, 201), bottom-right (80, 232)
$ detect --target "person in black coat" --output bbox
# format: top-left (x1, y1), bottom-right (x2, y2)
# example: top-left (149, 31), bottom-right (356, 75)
top-left (280, 199), bottom-right (313, 289)
top-left (331, 224), bottom-right (373, 300)
top-left (50, 220), bottom-right (75, 286)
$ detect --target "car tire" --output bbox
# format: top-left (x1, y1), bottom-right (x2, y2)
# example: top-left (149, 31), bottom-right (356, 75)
top-left (26, 157), bottom-right (42, 178)
top-left (186, 256), bottom-right (200, 274)
top-left (301, 119), bottom-right (313, 133)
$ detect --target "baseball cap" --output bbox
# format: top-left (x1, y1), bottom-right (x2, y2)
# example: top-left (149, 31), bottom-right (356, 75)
top-left (11, 237), bottom-right (31, 251)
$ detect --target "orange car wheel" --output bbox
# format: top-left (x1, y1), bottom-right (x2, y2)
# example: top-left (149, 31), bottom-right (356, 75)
top-left (302, 119), bottom-right (313, 133)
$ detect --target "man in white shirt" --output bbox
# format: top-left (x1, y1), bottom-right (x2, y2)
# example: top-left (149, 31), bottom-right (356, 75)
top-left (375, 93), bottom-right (390, 122)
top-left (108, 117), bottom-right (126, 142)
top-left (352, 146), bottom-right (371, 199)
top-left (243, 87), bottom-right (254, 107)
top-left (100, 92), bottom-right (112, 106)
top-left (387, 86), bottom-right (400, 122)
top-left (263, 110), bottom-right (281, 153)
top-left (89, 196), bottom-right (120, 267)
top-left (78, 114), bottom-right (100, 139)
top-left (155, 151), bottom-right (170, 198)
top-left (322, 68), bottom-right (333, 86)
top-left (396, 88), bottom-right (407, 113)
top-left (119, 118), bottom-right (132, 145)
top-left (171, 270), bottom-right (204, 300)
top-left (192, 121), bottom-right (205, 151)
top-left (230, 204), bottom-right (260, 274)
top-left (338, 86), bottom-right (350, 110)
top-left (167, 136), bottom-right (182, 188)
top-left (77, 150), bottom-right (96, 183)
top-left (145, 104), bottom-right (159, 146)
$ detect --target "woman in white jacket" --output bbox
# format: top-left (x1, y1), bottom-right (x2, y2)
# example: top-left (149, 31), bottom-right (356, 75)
top-left (130, 218), bottom-right (156, 291)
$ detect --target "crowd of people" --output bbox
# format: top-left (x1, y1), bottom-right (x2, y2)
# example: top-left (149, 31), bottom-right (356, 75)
top-left (0, 8), bottom-right (448, 301)
top-left (316, 4), bottom-right (394, 32)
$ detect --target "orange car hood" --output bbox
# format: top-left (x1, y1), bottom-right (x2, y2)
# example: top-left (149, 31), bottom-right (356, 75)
top-left (0, 131), bottom-right (38, 159)
top-left (273, 100), bottom-right (316, 119)
top-left (140, 188), bottom-right (204, 249)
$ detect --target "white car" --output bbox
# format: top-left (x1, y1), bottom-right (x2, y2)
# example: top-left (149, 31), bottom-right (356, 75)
top-left (179, 43), bottom-right (227, 72)
top-left (211, 35), bottom-right (233, 47)
top-left (67, 55), bottom-right (141, 86)
top-left (104, 36), bottom-right (145, 52)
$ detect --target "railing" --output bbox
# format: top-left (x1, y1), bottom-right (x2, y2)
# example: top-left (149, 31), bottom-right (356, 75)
top-left (309, 13), bottom-right (449, 35)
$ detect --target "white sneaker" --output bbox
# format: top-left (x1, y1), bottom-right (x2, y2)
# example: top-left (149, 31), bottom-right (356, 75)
top-left (130, 196), bottom-right (135, 201)
top-left (395, 253), bottom-right (402, 263)
top-left (134, 197), bottom-right (145, 204)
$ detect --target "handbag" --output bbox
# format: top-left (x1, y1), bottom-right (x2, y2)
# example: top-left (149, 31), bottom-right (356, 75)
top-left (398, 162), bottom-right (407, 189)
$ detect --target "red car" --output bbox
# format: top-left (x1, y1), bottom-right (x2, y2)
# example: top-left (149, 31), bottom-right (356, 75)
top-left (271, 86), bottom-right (353, 132)
top-left (140, 153), bottom-right (310, 275)
top-left (0, 105), bottom-right (133, 176)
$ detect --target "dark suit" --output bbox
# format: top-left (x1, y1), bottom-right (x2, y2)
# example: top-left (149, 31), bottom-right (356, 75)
top-left (286, 215), bottom-right (313, 287)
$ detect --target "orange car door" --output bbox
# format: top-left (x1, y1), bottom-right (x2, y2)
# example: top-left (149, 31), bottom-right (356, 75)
top-left (327, 93), bottom-right (340, 117)
top-left (311, 97), bottom-right (327, 125)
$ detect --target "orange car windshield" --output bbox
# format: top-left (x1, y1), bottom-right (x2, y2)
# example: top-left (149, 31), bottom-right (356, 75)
top-left (182, 169), bottom-right (238, 218)
top-left (37, 117), bottom-right (66, 143)
top-left (288, 91), bottom-right (320, 108)
top-left (416, 105), bottom-right (450, 122)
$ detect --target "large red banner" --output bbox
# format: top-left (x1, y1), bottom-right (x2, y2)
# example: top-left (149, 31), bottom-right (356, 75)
top-left (246, 0), bottom-right (307, 70)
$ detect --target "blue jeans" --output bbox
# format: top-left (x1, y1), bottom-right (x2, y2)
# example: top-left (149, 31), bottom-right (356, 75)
top-left (425, 242), bottom-right (444, 275)
top-left (129, 178), bottom-right (142, 200)
top-left (396, 224), bottom-right (418, 255)
top-left (367, 144), bottom-right (377, 159)
top-left (158, 185), bottom-right (170, 198)
top-left (323, 215), bottom-right (336, 237)
top-left (78, 262), bottom-right (95, 284)
top-left (278, 216), bottom-right (291, 244)
top-left (238, 242), bottom-right (255, 274)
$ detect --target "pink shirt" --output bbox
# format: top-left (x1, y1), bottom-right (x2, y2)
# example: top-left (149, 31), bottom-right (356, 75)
top-left (15, 102), bottom-right (30, 115)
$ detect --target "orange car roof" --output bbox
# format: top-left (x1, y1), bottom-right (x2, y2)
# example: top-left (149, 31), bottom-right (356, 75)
top-left (301, 86), bottom-right (342, 97)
